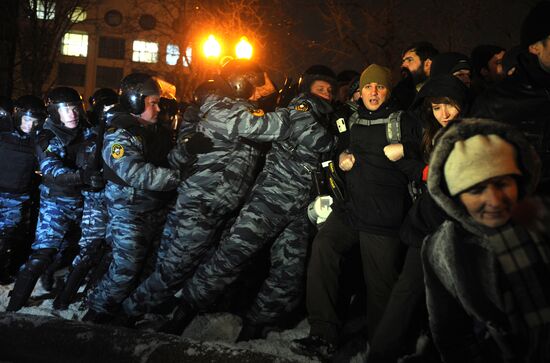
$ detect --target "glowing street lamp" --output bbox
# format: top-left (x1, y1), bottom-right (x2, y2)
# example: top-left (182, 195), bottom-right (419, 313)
top-left (203, 34), bottom-right (221, 59)
top-left (235, 36), bottom-right (253, 59)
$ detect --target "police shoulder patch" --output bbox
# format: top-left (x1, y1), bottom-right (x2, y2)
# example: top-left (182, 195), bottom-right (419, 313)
top-left (111, 143), bottom-right (125, 159)
top-left (249, 108), bottom-right (265, 117)
top-left (295, 102), bottom-right (310, 112)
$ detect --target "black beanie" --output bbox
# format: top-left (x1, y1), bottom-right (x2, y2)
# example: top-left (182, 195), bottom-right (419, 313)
top-left (470, 45), bottom-right (505, 76)
top-left (411, 74), bottom-right (469, 112)
top-left (430, 52), bottom-right (471, 77)
top-left (520, 1), bottom-right (550, 47)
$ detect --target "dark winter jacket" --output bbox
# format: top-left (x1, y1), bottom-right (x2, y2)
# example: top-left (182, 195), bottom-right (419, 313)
top-left (333, 99), bottom-right (422, 235)
top-left (0, 130), bottom-right (39, 194)
top-left (399, 75), bottom-right (471, 247)
top-left (471, 51), bottom-right (550, 192)
top-left (422, 118), bottom-right (548, 363)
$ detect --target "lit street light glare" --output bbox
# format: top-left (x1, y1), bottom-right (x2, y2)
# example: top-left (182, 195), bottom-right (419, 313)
top-left (235, 36), bottom-right (253, 59)
top-left (203, 35), bottom-right (221, 58)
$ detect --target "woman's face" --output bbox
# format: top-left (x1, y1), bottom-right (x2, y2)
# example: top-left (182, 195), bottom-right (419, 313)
top-left (459, 175), bottom-right (519, 228)
top-left (431, 102), bottom-right (460, 127)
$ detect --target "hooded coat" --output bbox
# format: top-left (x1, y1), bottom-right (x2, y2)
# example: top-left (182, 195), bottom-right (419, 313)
top-left (422, 118), bottom-right (549, 362)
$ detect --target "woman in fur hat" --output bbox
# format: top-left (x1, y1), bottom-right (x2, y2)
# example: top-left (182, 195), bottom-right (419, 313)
top-left (423, 118), bottom-right (550, 362)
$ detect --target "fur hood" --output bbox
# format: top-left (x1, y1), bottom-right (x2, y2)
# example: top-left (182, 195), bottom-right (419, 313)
top-left (427, 118), bottom-right (541, 237)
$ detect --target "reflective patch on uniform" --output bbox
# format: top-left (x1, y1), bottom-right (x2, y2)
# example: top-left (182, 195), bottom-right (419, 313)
top-left (250, 108), bottom-right (265, 117)
top-left (111, 144), bottom-right (125, 159)
top-left (295, 103), bottom-right (310, 112)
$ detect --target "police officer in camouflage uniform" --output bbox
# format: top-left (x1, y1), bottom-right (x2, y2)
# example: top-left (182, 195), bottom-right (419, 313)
top-left (0, 95), bottom-right (46, 284)
top-left (159, 66), bottom-right (337, 339)
top-left (83, 73), bottom-right (184, 322)
top-left (121, 59), bottom-right (293, 320)
top-left (7, 87), bottom-right (99, 311)
top-left (53, 88), bottom-right (119, 309)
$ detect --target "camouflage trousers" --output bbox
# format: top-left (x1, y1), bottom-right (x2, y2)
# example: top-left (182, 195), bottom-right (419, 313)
top-left (0, 192), bottom-right (33, 259)
top-left (0, 192), bottom-right (32, 236)
top-left (179, 189), bottom-right (314, 325)
top-left (87, 183), bottom-right (170, 314)
top-left (32, 189), bottom-right (83, 252)
top-left (72, 190), bottom-right (108, 267)
top-left (122, 171), bottom-right (257, 316)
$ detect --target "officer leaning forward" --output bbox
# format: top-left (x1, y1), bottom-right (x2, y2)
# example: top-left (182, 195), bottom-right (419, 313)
top-left (0, 96), bottom-right (46, 284)
top-left (162, 65), bottom-right (337, 339)
top-left (83, 73), bottom-right (184, 323)
top-left (7, 87), bottom-right (97, 311)
top-left (120, 59), bottom-right (293, 323)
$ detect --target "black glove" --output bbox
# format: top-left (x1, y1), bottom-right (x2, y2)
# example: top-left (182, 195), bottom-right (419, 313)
top-left (80, 168), bottom-right (105, 190)
top-left (182, 132), bottom-right (214, 155)
top-left (179, 160), bottom-right (199, 181)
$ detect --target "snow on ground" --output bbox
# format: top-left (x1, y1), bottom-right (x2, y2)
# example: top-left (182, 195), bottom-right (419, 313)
top-left (0, 279), bottom-right (323, 362)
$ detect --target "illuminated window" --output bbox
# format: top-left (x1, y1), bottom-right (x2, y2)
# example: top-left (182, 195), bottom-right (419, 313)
top-left (32, 0), bottom-right (55, 20)
top-left (132, 40), bottom-right (158, 63)
top-left (69, 7), bottom-right (87, 22)
top-left (166, 44), bottom-right (179, 65)
top-left (166, 44), bottom-right (192, 67)
top-left (183, 46), bottom-right (192, 67)
top-left (61, 32), bottom-right (88, 57)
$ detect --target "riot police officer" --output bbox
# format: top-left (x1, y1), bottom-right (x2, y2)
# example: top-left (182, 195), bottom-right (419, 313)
top-left (121, 59), bottom-right (293, 322)
top-left (53, 88), bottom-right (119, 309)
top-left (84, 73), bottom-right (183, 322)
top-left (161, 65), bottom-right (337, 338)
top-left (7, 87), bottom-right (99, 311)
top-left (0, 95), bottom-right (46, 284)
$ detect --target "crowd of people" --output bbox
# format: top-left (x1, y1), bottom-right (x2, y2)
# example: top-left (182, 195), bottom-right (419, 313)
top-left (2, 1), bottom-right (550, 362)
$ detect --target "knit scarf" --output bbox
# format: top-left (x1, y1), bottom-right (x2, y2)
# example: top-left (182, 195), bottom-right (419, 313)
top-left (486, 198), bottom-right (550, 329)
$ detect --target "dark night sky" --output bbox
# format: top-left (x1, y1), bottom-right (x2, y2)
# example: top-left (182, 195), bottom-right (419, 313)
top-left (275, 0), bottom-right (533, 77)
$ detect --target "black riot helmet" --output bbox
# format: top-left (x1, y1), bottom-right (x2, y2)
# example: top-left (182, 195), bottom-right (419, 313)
top-left (89, 88), bottom-right (118, 111)
top-left (219, 59), bottom-right (264, 100)
top-left (119, 73), bottom-right (161, 114)
top-left (193, 79), bottom-right (217, 105)
top-left (0, 96), bottom-right (13, 132)
top-left (87, 88), bottom-right (118, 127)
top-left (13, 95), bottom-right (47, 134)
top-left (46, 86), bottom-right (85, 125)
top-left (298, 65), bottom-right (337, 96)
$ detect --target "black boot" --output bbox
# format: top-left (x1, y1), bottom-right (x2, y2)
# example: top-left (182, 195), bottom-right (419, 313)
top-left (40, 248), bottom-right (74, 292)
top-left (82, 309), bottom-right (115, 324)
top-left (156, 302), bottom-right (198, 335)
top-left (53, 257), bottom-right (94, 310)
top-left (0, 253), bottom-right (15, 285)
top-left (290, 335), bottom-right (337, 361)
top-left (0, 231), bottom-right (15, 285)
top-left (6, 248), bottom-right (56, 311)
